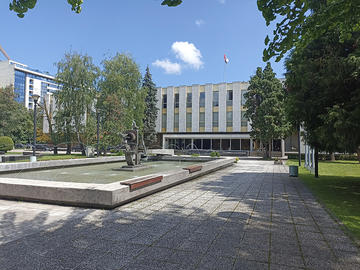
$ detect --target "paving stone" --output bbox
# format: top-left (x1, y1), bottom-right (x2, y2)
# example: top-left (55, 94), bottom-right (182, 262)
top-left (198, 254), bottom-right (235, 269)
top-left (232, 257), bottom-right (268, 270)
top-left (270, 251), bottom-right (305, 268)
top-left (168, 249), bottom-right (203, 266)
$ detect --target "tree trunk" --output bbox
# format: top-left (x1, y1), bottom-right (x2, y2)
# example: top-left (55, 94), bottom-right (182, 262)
top-left (53, 146), bottom-right (58, 155)
top-left (269, 139), bottom-right (272, 159)
top-left (357, 146), bottom-right (360, 164)
top-left (315, 146), bottom-right (319, 178)
top-left (330, 152), bottom-right (335, 161)
top-left (66, 143), bottom-right (71, 155)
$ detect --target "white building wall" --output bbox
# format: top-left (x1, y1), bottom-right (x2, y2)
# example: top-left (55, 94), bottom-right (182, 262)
top-left (192, 85), bottom-right (199, 132)
top-left (155, 87), bottom-right (162, 132)
top-left (218, 83), bottom-right (227, 132)
top-left (166, 87), bottom-right (174, 132)
top-left (205, 84), bottom-right (213, 132)
top-left (233, 82), bottom-right (241, 132)
top-left (179, 86), bottom-right (186, 132)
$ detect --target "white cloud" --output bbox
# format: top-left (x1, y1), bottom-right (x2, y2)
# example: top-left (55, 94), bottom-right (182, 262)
top-left (152, 59), bottom-right (181, 75)
top-left (218, 0), bottom-right (226, 4)
top-left (195, 19), bottom-right (205, 27)
top-left (171, 41), bottom-right (203, 70)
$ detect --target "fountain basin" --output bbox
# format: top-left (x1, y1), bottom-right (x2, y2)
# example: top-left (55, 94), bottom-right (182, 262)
top-left (0, 156), bottom-right (235, 209)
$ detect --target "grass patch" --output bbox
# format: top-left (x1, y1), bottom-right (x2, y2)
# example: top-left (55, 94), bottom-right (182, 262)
top-left (6, 154), bottom-right (87, 163)
top-left (287, 159), bottom-right (360, 240)
top-left (5, 152), bottom-right (23, 155)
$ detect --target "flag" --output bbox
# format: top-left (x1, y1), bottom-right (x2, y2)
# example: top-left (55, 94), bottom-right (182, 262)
top-left (224, 54), bottom-right (229, 64)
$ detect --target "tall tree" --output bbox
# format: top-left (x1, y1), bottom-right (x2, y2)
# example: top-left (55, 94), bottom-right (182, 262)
top-left (257, 0), bottom-right (360, 61)
top-left (0, 86), bottom-right (32, 143)
top-left (54, 52), bottom-right (99, 154)
top-left (244, 63), bottom-right (291, 158)
top-left (142, 66), bottom-right (159, 147)
top-left (98, 53), bottom-right (145, 147)
top-left (285, 31), bottom-right (360, 162)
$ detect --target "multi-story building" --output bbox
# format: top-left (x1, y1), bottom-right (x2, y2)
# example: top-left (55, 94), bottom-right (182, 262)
top-left (0, 60), bottom-right (59, 110)
top-left (156, 81), bottom-right (303, 154)
top-left (156, 81), bottom-right (256, 152)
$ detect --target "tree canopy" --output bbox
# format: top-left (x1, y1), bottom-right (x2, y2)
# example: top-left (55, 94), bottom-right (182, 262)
top-left (285, 30), bottom-right (360, 160)
top-left (9, 0), bottom-right (181, 17)
top-left (0, 86), bottom-right (33, 143)
top-left (142, 66), bottom-right (159, 147)
top-left (244, 62), bottom-right (291, 157)
top-left (257, 0), bottom-right (360, 61)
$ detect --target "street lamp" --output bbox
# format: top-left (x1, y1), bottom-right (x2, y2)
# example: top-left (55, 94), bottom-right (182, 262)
top-left (31, 94), bottom-right (40, 162)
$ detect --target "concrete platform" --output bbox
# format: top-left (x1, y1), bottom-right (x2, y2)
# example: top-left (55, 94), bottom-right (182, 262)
top-left (0, 157), bottom-right (235, 209)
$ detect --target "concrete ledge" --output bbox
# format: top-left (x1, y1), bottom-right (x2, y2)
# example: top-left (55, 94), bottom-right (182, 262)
top-left (147, 149), bottom-right (174, 156)
top-left (0, 156), bottom-right (125, 173)
top-left (0, 157), bottom-right (235, 209)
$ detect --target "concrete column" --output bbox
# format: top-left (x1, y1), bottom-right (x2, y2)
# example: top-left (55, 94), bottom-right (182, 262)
top-left (205, 84), bottom-right (213, 132)
top-left (219, 83), bottom-right (226, 132)
top-left (233, 82), bottom-right (241, 132)
top-left (281, 139), bottom-right (285, 157)
top-left (179, 86), bottom-right (186, 132)
top-left (192, 85), bottom-right (200, 132)
top-left (250, 139), bottom-right (253, 152)
top-left (167, 87), bottom-right (174, 132)
top-left (155, 87), bottom-right (162, 132)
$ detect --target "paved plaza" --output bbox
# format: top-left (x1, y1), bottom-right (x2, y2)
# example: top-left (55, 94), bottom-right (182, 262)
top-left (0, 160), bottom-right (359, 269)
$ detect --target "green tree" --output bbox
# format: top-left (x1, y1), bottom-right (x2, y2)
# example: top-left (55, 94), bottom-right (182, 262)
top-left (244, 62), bottom-right (291, 158)
top-left (98, 53), bottom-right (145, 147)
top-left (9, 0), bottom-right (180, 17)
top-left (285, 31), bottom-right (360, 162)
top-left (0, 86), bottom-right (32, 143)
top-left (257, 0), bottom-right (360, 61)
top-left (54, 52), bottom-right (99, 154)
top-left (142, 66), bottom-right (159, 147)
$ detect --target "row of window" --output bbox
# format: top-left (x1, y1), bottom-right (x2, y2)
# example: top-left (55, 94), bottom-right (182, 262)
top-left (161, 111), bottom-right (248, 130)
top-left (162, 90), bottom-right (248, 109)
top-left (166, 138), bottom-right (251, 151)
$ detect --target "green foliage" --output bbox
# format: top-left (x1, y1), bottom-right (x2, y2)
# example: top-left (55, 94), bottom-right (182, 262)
top-left (0, 86), bottom-right (32, 143)
top-left (285, 31), bottom-right (360, 157)
top-left (98, 53), bottom-right (145, 147)
top-left (191, 153), bottom-right (200, 157)
top-left (257, 0), bottom-right (360, 61)
top-left (9, 0), bottom-right (179, 17)
top-left (9, 0), bottom-right (83, 17)
top-left (210, 151), bottom-right (220, 157)
top-left (244, 63), bottom-right (291, 156)
top-left (0, 136), bottom-right (14, 152)
top-left (235, 157), bottom-right (240, 163)
top-left (142, 66), bottom-right (159, 147)
top-left (54, 52), bottom-right (99, 152)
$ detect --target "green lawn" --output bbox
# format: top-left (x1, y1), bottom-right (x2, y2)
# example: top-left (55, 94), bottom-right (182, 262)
top-left (287, 159), bottom-right (360, 241)
top-left (6, 154), bottom-right (86, 163)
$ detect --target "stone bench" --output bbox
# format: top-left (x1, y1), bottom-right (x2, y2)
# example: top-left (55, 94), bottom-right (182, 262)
top-left (121, 175), bottom-right (163, 191)
top-left (183, 165), bottom-right (202, 173)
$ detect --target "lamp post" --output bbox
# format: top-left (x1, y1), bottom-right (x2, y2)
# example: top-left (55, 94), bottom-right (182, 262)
top-left (31, 94), bottom-right (40, 162)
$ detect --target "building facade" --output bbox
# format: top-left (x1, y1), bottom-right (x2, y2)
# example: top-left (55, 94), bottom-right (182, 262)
top-left (156, 81), bottom-right (256, 152)
top-left (0, 60), bottom-right (59, 110)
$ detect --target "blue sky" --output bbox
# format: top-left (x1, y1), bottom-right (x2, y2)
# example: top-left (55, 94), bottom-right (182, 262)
top-left (1, 0), bottom-right (285, 87)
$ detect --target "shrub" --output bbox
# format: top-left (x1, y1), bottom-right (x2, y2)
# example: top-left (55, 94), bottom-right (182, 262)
top-left (210, 151), bottom-right (220, 157)
top-left (0, 136), bottom-right (14, 152)
top-left (235, 157), bottom-right (240, 163)
top-left (191, 153), bottom-right (200, 157)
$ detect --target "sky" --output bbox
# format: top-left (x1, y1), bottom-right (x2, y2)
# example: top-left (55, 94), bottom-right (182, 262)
top-left (0, 0), bottom-right (285, 87)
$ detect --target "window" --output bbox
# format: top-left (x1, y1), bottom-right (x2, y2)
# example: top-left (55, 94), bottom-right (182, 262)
top-left (199, 112), bottom-right (205, 128)
top-left (231, 139), bottom-right (240, 150)
top-left (29, 79), bottom-right (34, 84)
top-left (241, 90), bottom-right (248, 105)
top-left (212, 139), bottom-right (220, 150)
top-left (199, 92), bottom-right (205, 107)
top-left (194, 139), bottom-right (202, 149)
top-left (186, 113), bottom-right (192, 128)
top-left (226, 90), bottom-right (233, 106)
top-left (213, 112), bottom-right (219, 127)
top-left (29, 85), bottom-right (33, 90)
top-left (213, 91), bottom-right (219, 107)
top-left (162, 113), bottom-right (167, 129)
top-left (162, 94), bottom-right (167, 109)
top-left (174, 93), bottom-right (179, 108)
top-left (241, 111), bottom-right (247, 127)
top-left (226, 111), bottom-right (233, 127)
top-left (203, 139), bottom-right (211, 149)
top-left (174, 113), bottom-right (179, 129)
top-left (186, 93), bottom-right (192, 108)
top-left (222, 139), bottom-right (231, 150)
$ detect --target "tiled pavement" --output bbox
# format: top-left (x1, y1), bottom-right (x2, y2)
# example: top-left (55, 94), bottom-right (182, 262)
top-left (0, 160), bottom-right (359, 270)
